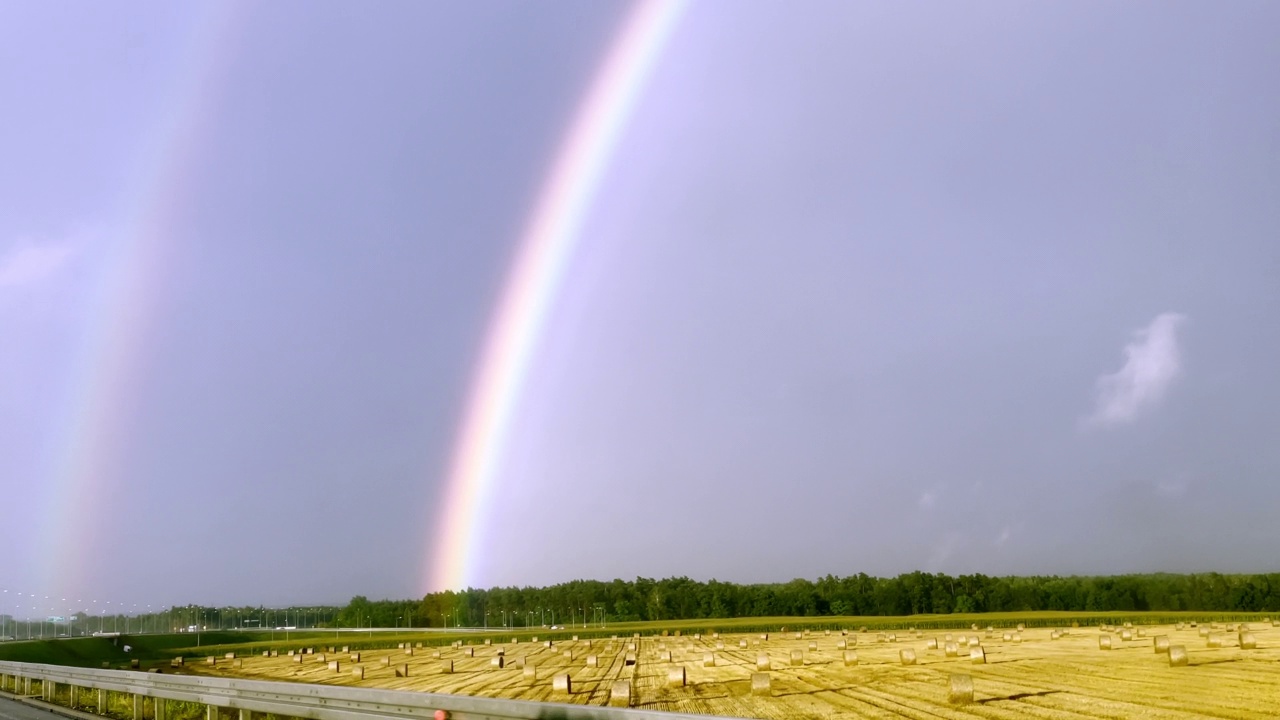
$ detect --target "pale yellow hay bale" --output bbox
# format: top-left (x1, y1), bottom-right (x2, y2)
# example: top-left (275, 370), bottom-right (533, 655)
top-left (843, 650), bottom-right (858, 666)
top-left (317, 654), bottom-right (327, 662)
top-left (949, 674), bottom-right (974, 704)
top-left (379, 657), bottom-right (390, 667)
top-left (523, 664), bottom-right (536, 679)
top-left (970, 646), bottom-right (985, 664)
top-left (1120, 629), bottom-right (1133, 641)
top-left (837, 639), bottom-right (847, 650)
top-left (1012, 634), bottom-right (1022, 643)
top-left (491, 656), bottom-right (504, 668)
top-left (532, 636), bottom-right (538, 643)
top-left (790, 650), bottom-right (803, 666)
top-left (327, 661), bottom-right (340, 672)
top-left (627, 642), bottom-right (637, 652)
top-left (512, 637), bottom-right (519, 644)
top-left (1169, 645), bottom-right (1188, 666)
top-left (395, 664), bottom-right (409, 677)
top-left (968, 637), bottom-right (981, 648)
top-left (668, 667), bottom-right (686, 687)
top-left (715, 641), bottom-right (725, 650)
top-left (899, 649), bottom-right (917, 665)
top-left (293, 655), bottom-right (302, 664)
top-left (659, 651), bottom-right (671, 662)
top-left (760, 633), bottom-right (769, 641)
top-left (1198, 627), bottom-right (1210, 637)
top-left (608, 680), bottom-right (631, 707)
top-left (351, 667), bottom-right (364, 679)
top-left (464, 648), bottom-right (474, 657)
top-left (225, 652), bottom-right (236, 659)
top-left (406, 648), bottom-right (415, 656)
top-left (261, 651), bottom-right (269, 657)
top-left (945, 633), bottom-right (954, 641)
top-left (397, 643), bottom-right (404, 649)
top-left (430, 649), bottom-right (440, 659)
top-left (1207, 633), bottom-right (1223, 648)
top-left (739, 639), bottom-right (748, 649)
top-left (552, 674), bottom-right (571, 694)
top-left (926, 638), bottom-right (937, 650)
top-left (703, 653), bottom-right (716, 667)
top-left (1098, 636), bottom-right (1112, 650)
top-left (562, 650), bottom-right (574, 660)
top-left (944, 642), bottom-right (959, 657)
top-left (888, 633), bottom-right (898, 642)
top-left (808, 641), bottom-right (817, 651)
top-left (1153, 636), bottom-right (1170, 653)
top-left (625, 652), bottom-right (636, 666)
top-left (341, 645), bottom-right (349, 652)
top-left (757, 653), bottom-right (770, 671)
top-left (484, 638), bottom-right (492, 645)
top-left (1239, 632), bottom-right (1257, 650)
top-left (232, 659), bottom-right (243, 668)
top-left (794, 632), bottom-right (803, 640)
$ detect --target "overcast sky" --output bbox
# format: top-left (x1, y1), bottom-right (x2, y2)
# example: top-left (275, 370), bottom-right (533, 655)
top-left (3, 0), bottom-right (1279, 613)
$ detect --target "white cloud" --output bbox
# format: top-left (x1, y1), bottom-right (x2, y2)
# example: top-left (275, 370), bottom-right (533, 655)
top-left (0, 241), bottom-right (74, 289)
top-left (1086, 313), bottom-right (1186, 427)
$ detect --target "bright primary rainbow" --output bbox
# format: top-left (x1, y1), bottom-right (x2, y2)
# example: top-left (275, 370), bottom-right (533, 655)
top-left (425, 0), bottom-right (685, 593)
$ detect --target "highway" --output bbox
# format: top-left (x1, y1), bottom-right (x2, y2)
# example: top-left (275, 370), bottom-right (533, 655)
top-left (0, 696), bottom-right (69, 720)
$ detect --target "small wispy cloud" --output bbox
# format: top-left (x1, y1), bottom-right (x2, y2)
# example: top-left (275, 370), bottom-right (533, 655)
top-left (0, 240), bottom-right (74, 289)
top-left (1086, 312), bottom-right (1186, 427)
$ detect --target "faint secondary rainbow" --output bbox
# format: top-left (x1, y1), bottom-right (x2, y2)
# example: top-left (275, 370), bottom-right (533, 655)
top-left (425, 0), bottom-right (685, 592)
top-left (35, 4), bottom-right (243, 596)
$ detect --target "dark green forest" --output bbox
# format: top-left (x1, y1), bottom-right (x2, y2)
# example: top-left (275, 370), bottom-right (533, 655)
top-left (338, 572), bottom-right (1280, 628)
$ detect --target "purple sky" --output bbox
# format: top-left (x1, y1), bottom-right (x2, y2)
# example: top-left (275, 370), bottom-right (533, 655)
top-left (2, 0), bottom-right (1279, 612)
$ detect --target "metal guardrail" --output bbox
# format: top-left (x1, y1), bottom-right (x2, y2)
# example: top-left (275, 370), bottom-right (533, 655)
top-left (0, 661), bottom-right (740, 720)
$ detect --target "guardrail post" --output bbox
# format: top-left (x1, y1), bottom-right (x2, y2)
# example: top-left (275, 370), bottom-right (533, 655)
top-left (156, 698), bottom-right (166, 720)
top-left (133, 692), bottom-right (141, 720)
top-left (98, 689), bottom-right (107, 714)
top-left (239, 709), bottom-right (250, 720)
top-left (206, 704), bottom-right (217, 720)
top-left (70, 684), bottom-right (78, 708)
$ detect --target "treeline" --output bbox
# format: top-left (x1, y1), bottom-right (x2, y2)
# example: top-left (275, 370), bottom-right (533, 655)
top-left (340, 572), bottom-right (1280, 628)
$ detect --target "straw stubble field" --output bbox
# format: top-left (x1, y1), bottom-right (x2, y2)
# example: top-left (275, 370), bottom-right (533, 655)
top-left (187, 621), bottom-right (1280, 719)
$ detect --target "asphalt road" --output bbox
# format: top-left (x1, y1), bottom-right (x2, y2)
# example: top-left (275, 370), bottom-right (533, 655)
top-left (0, 696), bottom-right (68, 720)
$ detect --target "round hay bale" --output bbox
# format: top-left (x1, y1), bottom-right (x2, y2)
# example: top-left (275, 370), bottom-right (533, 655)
top-left (406, 648), bottom-right (415, 656)
top-left (484, 638), bottom-right (492, 645)
top-left (441, 660), bottom-right (453, 674)
top-left (1169, 645), bottom-right (1188, 666)
top-left (328, 661), bottom-right (340, 672)
top-left (523, 664), bottom-right (536, 679)
top-left (790, 650), bottom-right (803, 666)
top-left (751, 672), bottom-right (772, 696)
top-left (350, 653), bottom-right (361, 662)
top-left (899, 649), bottom-right (917, 665)
top-left (667, 666), bottom-right (686, 687)
top-left (1240, 632), bottom-right (1257, 650)
top-left (715, 641), bottom-right (725, 650)
top-left (380, 657), bottom-right (390, 667)
top-left (825, 629), bottom-right (831, 636)
top-left (837, 639), bottom-right (847, 650)
top-left (970, 646), bottom-right (985, 664)
top-left (624, 652), bottom-right (637, 666)
top-left (794, 632), bottom-right (803, 640)
top-left (351, 667), bottom-right (364, 679)
top-left (703, 653), bottom-right (716, 668)
top-left (512, 637), bottom-right (519, 644)
top-left (945, 633), bottom-right (953, 641)
top-left (808, 641), bottom-right (817, 651)
top-left (293, 655), bottom-right (302, 664)
top-left (464, 648), bottom-right (474, 657)
top-left (1120, 629), bottom-right (1133, 641)
top-left (395, 663), bottom-right (409, 677)
top-left (586, 655), bottom-right (598, 667)
top-left (1207, 633), bottom-right (1223, 648)
top-left (562, 650), bottom-right (574, 660)
top-left (262, 651), bottom-right (270, 657)
top-left (843, 650), bottom-right (858, 666)
top-left (944, 642), bottom-right (959, 657)
top-left (1017, 624), bottom-right (1026, 632)
top-left (739, 639), bottom-right (748, 649)
top-left (926, 638), bottom-right (937, 650)
top-left (659, 651), bottom-right (671, 662)
top-left (1002, 632), bottom-right (1012, 641)
top-left (491, 656), bottom-right (504, 668)
top-left (1099, 635), bottom-right (1112, 650)
top-left (608, 680), bottom-right (631, 707)
top-left (968, 638), bottom-right (981, 648)
top-left (430, 649), bottom-right (440, 658)
top-left (317, 654), bottom-right (326, 662)
top-left (627, 642), bottom-right (637, 652)
top-left (544, 640), bottom-right (553, 648)
top-left (757, 653), bottom-right (771, 671)
top-left (949, 674), bottom-right (974, 705)
top-left (888, 633), bottom-right (897, 643)
top-left (1153, 636), bottom-right (1170, 654)
top-left (1012, 634), bottom-right (1022, 644)
top-left (1199, 627), bottom-right (1210, 637)
top-left (1175, 623), bottom-right (1184, 631)
top-left (552, 674), bottom-right (571, 694)
top-left (760, 633), bottom-right (769, 641)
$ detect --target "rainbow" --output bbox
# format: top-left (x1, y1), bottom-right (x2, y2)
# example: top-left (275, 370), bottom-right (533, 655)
top-left (424, 0), bottom-right (685, 593)
top-left (35, 4), bottom-right (243, 596)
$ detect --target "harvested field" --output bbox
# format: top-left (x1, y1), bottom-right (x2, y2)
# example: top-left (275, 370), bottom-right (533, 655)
top-left (186, 621), bottom-right (1280, 719)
